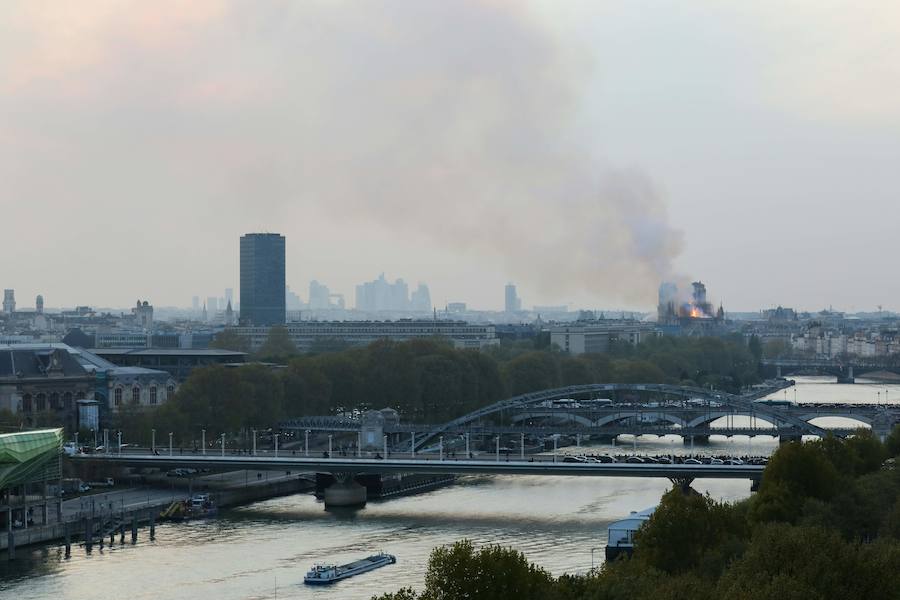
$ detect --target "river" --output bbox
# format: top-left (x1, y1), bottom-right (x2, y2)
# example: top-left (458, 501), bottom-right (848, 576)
top-left (1, 377), bottom-right (897, 600)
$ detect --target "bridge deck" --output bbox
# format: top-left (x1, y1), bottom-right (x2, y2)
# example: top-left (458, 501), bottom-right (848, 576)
top-left (71, 453), bottom-right (764, 480)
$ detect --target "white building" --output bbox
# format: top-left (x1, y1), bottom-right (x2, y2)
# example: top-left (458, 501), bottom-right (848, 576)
top-left (550, 323), bottom-right (661, 355)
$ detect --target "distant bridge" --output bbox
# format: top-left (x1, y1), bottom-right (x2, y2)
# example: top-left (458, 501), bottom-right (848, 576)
top-left (761, 358), bottom-right (900, 381)
top-left (280, 381), bottom-right (900, 451)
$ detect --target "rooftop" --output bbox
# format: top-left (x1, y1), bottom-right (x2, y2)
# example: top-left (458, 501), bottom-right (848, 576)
top-left (87, 348), bottom-right (246, 357)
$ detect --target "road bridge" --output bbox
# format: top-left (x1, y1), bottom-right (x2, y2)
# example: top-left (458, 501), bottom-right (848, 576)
top-left (70, 452), bottom-right (764, 508)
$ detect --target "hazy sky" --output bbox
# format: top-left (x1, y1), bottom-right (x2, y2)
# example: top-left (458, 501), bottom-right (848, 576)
top-left (2, 1), bottom-right (899, 312)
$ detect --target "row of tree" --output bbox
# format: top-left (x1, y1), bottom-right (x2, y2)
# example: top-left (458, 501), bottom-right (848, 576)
top-left (375, 429), bottom-right (900, 600)
top-left (112, 333), bottom-right (763, 441)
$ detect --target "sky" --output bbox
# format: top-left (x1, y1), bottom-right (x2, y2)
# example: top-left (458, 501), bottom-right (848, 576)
top-left (1, 1), bottom-right (899, 313)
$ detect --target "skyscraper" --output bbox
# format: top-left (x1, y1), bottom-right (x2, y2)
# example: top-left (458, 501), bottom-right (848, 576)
top-left (2, 290), bottom-right (15, 313)
top-left (504, 283), bottom-right (521, 312)
top-left (410, 283), bottom-right (432, 312)
top-left (240, 233), bottom-right (286, 326)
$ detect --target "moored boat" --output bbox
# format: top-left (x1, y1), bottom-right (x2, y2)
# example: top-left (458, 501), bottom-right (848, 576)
top-left (303, 552), bottom-right (396, 585)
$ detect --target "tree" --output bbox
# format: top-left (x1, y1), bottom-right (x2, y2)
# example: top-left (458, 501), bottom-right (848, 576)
top-left (634, 489), bottom-right (747, 575)
top-left (423, 540), bottom-right (554, 600)
top-left (886, 424), bottom-right (900, 458)
top-left (209, 328), bottom-right (251, 353)
top-left (502, 351), bottom-right (559, 396)
top-left (255, 325), bottom-right (297, 361)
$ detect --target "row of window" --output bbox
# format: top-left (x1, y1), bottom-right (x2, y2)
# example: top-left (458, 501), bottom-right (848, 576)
top-left (21, 391), bottom-right (85, 413)
top-left (112, 385), bottom-right (175, 407)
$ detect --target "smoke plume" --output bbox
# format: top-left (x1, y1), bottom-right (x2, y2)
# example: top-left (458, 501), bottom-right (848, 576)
top-left (0, 1), bottom-right (685, 307)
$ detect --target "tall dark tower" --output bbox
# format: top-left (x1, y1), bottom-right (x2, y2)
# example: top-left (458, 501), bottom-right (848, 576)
top-left (240, 233), bottom-right (286, 326)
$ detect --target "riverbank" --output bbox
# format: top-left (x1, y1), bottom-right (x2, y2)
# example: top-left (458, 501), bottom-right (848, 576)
top-left (1, 470), bottom-right (315, 557)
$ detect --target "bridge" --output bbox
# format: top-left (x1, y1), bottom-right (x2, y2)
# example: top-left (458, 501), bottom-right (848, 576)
top-left (281, 381), bottom-right (900, 452)
top-left (761, 358), bottom-right (900, 382)
top-left (70, 452), bottom-right (764, 507)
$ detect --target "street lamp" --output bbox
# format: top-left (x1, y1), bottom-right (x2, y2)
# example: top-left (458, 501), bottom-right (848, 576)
top-left (168, 432), bottom-right (173, 456)
top-left (495, 436), bottom-right (500, 462)
top-left (201, 429), bottom-right (206, 455)
top-left (383, 435), bottom-right (388, 459)
top-left (252, 429), bottom-right (257, 456)
top-left (465, 432), bottom-right (470, 458)
top-left (220, 433), bottom-right (226, 457)
top-left (274, 433), bottom-right (280, 457)
top-left (439, 436), bottom-right (444, 461)
top-left (117, 431), bottom-right (122, 455)
top-left (305, 430), bottom-right (309, 457)
top-left (151, 429), bottom-right (156, 453)
top-left (327, 434), bottom-right (332, 458)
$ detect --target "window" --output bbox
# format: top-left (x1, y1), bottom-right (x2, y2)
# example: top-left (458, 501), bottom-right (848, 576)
top-left (76, 391), bottom-right (85, 400)
top-left (22, 394), bottom-right (33, 412)
top-left (63, 392), bottom-right (73, 410)
top-left (36, 393), bottom-right (46, 411)
top-left (114, 388), bottom-right (123, 407)
top-left (149, 387), bottom-right (157, 405)
top-left (167, 385), bottom-right (175, 399)
top-left (50, 393), bottom-right (60, 410)
top-left (132, 386), bottom-right (140, 403)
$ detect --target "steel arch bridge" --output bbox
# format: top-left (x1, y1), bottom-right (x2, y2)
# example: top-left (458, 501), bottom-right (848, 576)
top-left (409, 381), bottom-right (837, 450)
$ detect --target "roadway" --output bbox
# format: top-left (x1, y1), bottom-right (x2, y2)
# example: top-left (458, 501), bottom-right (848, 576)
top-left (71, 452), bottom-right (764, 480)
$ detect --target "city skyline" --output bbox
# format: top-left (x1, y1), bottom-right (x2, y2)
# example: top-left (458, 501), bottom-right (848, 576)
top-left (2, 2), bottom-right (900, 312)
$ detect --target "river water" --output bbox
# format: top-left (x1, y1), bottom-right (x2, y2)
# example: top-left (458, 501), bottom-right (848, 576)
top-left (1, 377), bottom-right (897, 600)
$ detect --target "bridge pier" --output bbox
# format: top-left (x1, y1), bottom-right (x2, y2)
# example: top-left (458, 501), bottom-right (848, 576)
top-left (323, 473), bottom-right (367, 509)
top-left (683, 435), bottom-right (710, 447)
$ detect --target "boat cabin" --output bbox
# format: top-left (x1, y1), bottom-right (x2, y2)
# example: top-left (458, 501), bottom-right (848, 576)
top-left (605, 506), bottom-right (656, 562)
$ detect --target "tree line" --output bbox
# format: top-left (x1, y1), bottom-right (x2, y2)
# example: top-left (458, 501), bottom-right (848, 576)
top-left (375, 428), bottom-right (900, 600)
top-left (110, 332), bottom-right (763, 444)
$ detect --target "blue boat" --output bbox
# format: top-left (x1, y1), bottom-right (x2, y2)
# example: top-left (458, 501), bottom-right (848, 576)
top-left (303, 552), bottom-right (397, 585)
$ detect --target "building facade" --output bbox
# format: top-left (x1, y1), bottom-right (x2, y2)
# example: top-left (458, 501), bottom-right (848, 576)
top-left (0, 344), bottom-right (176, 428)
top-left (240, 233), bottom-right (286, 326)
top-left (550, 322), bottom-right (662, 355)
top-left (234, 320), bottom-right (499, 352)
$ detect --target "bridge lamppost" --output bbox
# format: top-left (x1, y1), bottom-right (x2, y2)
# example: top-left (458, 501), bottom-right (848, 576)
top-left (252, 429), bottom-right (257, 456)
top-left (552, 436), bottom-right (557, 463)
top-left (305, 430), bottom-right (309, 457)
top-left (411, 432), bottom-right (415, 458)
top-left (117, 431), bottom-right (122, 455)
top-left (151, 429), bottom-right (156, 454)
top-left (465, 433), bottom-right (470, 458)
top-left (520, 432), bottom-right (525, 460)
top-left (383, 435), bottom-right (388, 459)
top-left (168, 432), bottom-right (173, 456)
top-left (439, 436), bottom-right (444, 461)
top-left (275, 433), bottom-right (280, 457)
top-left (202, 429), bottom-right (206, 456)
top-left (327, 434), bottom-right (332, 458)
top-left (220, 433), bottom-right (226, 457)
top-left (495, 436), bottom-right (500, 462)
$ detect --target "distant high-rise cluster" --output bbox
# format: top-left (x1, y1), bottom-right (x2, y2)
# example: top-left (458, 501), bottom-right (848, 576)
top-left (504, 283), bottom-right (522, 313)
top-left (355, 274), bottom-right (430, 312)
top-left (410, 284), bottom-right (432, 312)
top-left (240, 233), bottom-right (286, 326)
top-left (304, 280), bottom-right (345, 311)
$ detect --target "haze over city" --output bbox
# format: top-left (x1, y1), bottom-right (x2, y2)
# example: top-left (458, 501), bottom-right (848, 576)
top-left (3, 1), bottom-right (900, 312)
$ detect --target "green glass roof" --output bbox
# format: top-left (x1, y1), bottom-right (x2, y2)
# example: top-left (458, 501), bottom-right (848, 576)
top-left (0, 429), bottom-right (63, 489)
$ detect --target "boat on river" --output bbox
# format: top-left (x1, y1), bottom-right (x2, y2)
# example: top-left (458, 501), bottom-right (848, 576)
top-left (303, 552), bottom-right (396, 585)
